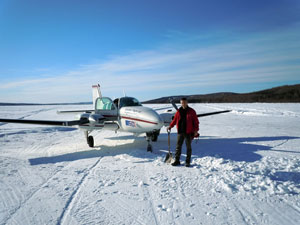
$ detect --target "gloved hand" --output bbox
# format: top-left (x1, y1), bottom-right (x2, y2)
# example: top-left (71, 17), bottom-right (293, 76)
top-left (167, 126), bottom-right (171, 132)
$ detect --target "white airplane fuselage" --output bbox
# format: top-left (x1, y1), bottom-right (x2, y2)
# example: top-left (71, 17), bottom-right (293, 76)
top-left (119, 106), bottom-right (164, 133)
top-left (77, 105), bottom-right (165, 134)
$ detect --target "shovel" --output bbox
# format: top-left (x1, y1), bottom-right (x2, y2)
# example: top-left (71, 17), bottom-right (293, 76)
top-left (164, 131), bottom-right (173, 163)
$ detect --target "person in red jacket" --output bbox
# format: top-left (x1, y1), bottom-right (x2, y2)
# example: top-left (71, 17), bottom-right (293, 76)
top-left (167, 97), bottom-right (199, 167)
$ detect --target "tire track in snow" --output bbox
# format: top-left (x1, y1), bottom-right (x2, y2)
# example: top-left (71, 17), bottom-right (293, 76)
top-left (110, 175), bottom-right (158, 224)
top-left (91, 156), bottom-right (159, 225)
top-left (56, 157), bottom-right (103, 225)
top-left (232, 200), bottom-right (256, 224)
top-left (141, 185), bottom-right (159, 225)
top-left (263, 198), bottom-right (300, 225)
top-left (3, 164), bottom-right (68, 225)
top-left (104, 196), bottom-right (147, 225)
top-left (272, 139), bottom-right (289, 148)
top-left (233, 197), bottom-right (300, 225)
top-left (141, 162), bottom-right (159, 225)
top-left (282, 198), bottom-right (300, 214)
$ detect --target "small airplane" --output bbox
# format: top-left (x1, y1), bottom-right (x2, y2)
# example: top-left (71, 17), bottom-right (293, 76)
top-left (0, 84), bottom-right (230, 151)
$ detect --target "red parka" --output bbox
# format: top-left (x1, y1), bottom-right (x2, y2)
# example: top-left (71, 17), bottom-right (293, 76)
top-left (169, 107), bottom-right (199, 134)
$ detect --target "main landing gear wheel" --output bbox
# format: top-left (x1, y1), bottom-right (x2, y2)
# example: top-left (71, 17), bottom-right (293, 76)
top-left (151, 134), bottom-right (158, 142)
top-left (149, 129), bottom-right (160, 142)
top-left (88, 136), bottom-right (94, 147)
top-left (147, 143), bottom-right (153, 152)
top-left (146, 130), bottom-right (160, 152)
top-left (146, 133), bottom-right (153, 152)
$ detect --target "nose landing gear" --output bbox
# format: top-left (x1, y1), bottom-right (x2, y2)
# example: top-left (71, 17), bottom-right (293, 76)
top-left (146, 136), bottom-right (153, 152)
top-left (146, 129), bottom-right (160, 152)
top-left (88, 136), bottom-right (94, 147)
top-left (85, 131), bottom-right (94, 147)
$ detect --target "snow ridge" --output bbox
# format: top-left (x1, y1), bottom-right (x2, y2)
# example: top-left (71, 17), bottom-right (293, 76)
top-left (56, 157), bottom-right (103, 225)
top-left (0, 103), bottom-right (300, 225)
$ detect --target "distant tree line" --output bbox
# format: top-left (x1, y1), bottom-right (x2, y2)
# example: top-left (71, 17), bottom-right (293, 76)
top-left (143, 84), bottom-right (300, 103)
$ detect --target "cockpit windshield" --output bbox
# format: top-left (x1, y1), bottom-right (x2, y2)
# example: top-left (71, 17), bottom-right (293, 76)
top-left (119, 97), bottom-right (142, 108)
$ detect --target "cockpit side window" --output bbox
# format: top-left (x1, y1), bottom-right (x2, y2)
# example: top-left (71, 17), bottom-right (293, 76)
top-left (96, 97), bottom-right (116, 110)
top-left (119, 97), bottom-right (142, 108)
top-left (113, 98), bottom-right (119, 108)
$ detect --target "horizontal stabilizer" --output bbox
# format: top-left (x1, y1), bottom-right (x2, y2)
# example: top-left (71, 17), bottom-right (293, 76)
top-left (197, 110), bottom-right (231, 117)
top-left (0, 118), bottom-right (89, 126)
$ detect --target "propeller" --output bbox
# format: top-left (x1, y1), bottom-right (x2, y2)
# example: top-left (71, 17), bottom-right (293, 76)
top-left (169, 98), bottom-right (178, 111)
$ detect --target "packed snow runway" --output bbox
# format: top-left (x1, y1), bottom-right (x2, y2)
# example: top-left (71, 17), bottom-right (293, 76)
top-left (0, 103), bottom-right (300, 225)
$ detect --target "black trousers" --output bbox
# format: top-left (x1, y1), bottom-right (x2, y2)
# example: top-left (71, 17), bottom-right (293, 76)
top-left (175, 133), bottom-right (192, 163)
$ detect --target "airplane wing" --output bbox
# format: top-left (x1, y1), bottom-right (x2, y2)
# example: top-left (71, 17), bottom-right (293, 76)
top-left (0, 118), bottom-right (89, 126)
top-left (159, 109), bottom-right (231, 126)
top-left (197, 110), bottom-right (231, 117)
top-left (153, 106), bottom-right (173, 111)
top-left (57, 110), bottom-right (94, 114)
top-left (168, 98), bottom-right (230, 117)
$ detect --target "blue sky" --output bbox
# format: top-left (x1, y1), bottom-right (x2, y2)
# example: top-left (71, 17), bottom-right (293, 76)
top-left (0, 0), bottom-right (299, 103)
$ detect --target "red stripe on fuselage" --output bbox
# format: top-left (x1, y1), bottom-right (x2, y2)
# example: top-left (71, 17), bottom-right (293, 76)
top-left (121, 116), bottom-right (158, 125)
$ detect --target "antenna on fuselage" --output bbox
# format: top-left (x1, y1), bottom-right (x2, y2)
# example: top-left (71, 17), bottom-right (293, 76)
top-left (123, 89), bottom-right (126, 97)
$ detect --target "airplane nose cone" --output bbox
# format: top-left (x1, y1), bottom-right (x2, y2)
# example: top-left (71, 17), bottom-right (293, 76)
top-left (136, 107), bottom-right (164, 129)
top-left (148, 110), bottom-right (164, 129)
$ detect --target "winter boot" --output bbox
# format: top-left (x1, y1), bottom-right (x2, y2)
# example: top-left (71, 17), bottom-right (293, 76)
top-left (171, 160), bottom-right (180, 166)
top-left (185, 162), bottom-right (191, 167)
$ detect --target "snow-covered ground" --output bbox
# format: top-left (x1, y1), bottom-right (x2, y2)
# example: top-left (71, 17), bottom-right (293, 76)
top-left (0, 103), bottom-right (299, 225)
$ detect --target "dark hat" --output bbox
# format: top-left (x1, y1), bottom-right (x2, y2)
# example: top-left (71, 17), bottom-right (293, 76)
top-left (180, 97), bottom-right (188, 101)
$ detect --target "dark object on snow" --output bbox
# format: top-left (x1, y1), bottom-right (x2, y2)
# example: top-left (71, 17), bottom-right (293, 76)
top-left (164, 131), bottom-right (173, 163)
top-left (171, 160), bottom-right (180, 166)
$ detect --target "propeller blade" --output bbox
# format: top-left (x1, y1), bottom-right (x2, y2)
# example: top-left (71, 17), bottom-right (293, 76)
top-left (169, 98), bottom-right (178, 111)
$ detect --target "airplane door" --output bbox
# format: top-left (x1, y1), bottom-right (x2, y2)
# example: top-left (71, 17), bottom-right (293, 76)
top-left (95, 97), bottom-right (118, 119)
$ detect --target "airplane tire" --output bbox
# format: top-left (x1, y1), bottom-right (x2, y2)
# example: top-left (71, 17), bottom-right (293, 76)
top-left (151, 129), bottom-right (160, 142)
top-left (88, 136), bottom-right (94, 147)
top-left (147, 144), bottom-right (152, 152)
top-left (151, 134), bottom-right (158, 142)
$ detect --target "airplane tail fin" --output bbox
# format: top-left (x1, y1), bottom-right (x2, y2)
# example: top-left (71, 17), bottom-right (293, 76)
top-left (92, 84), bottom-right (102, 106)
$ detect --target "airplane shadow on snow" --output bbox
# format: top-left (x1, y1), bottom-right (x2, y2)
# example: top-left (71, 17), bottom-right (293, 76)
top-left (189, 135), bottom-right (300, 163)
top-left (28, 133), bottom-right (299, 164)
top-left (28, 134), bottom-right (300, 185)
top-left (28, 135), bottom-right (155, 165)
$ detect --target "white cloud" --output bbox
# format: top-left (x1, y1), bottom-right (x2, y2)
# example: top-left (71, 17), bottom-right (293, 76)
top-left (0, 29), bottom-right (299, 103)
